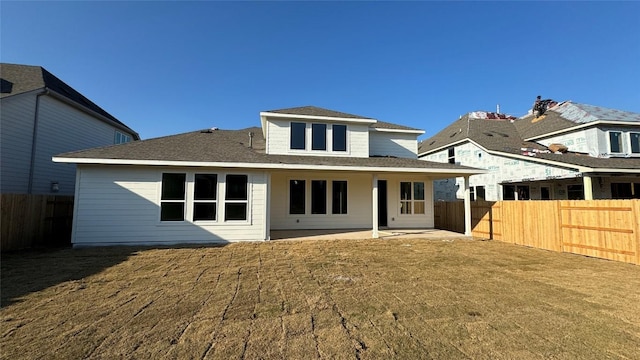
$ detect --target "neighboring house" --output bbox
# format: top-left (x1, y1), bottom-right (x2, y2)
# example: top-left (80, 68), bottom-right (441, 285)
top-left (1, 63), bottom-right (139, 195)
top-left (418, 101), bottom-right (640, 201)
top-left (53, 106), bottom-right (482, 246)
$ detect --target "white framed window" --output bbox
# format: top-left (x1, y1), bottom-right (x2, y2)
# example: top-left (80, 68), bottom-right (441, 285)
top-left (224, 175), bottom-right (248, 221)
top-left (160, 172), bottom-right (249, 223)
top-left (311, 180), bottom-right (327, 214)
top-left (289, 180), bottom-right (306, 214)
top-left (609, 131), bottom-right (623, 153)
top-left (630, 132), bottom-right (640, 154)
top-left (312, 124), bottom-right (327, 151)
top-left (288, 178), bottom-right (348, 215)
top-left (289, 122), bottom-right (348, 153)
top-left (400, 181), bottom-right (425, 215)
top-left (193, 174), bottom-right (217, 221)
top-left (448, 148), bottom-right (455, 164)
top-left (160, 173), bottom-right (186, 221)
top-left (115, 131), bottom-right (132, 144)
top-left (332, 181), bottom-right (348, 214)
top-left (332, 125), bottom-right (347, 152)
top-left (290, 122), bottom-right (306, 150)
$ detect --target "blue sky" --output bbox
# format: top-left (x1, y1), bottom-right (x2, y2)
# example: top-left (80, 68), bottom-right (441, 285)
top-left (2, 1), bottom-right (639, 140)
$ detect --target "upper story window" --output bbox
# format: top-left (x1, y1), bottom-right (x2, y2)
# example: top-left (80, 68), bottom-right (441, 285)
top-left (333, 125), bottom-right (347, 152)
top-left (290, 122), bottom-right (306, 150)
top-left (289, 122), bottom-right (348, 152)
top-left (631, 132), bottom-right (640, 154)
top-left (115, 131), bottom-right (132, 144)
top-left (448, 147), bottom-right (455, 164)
top-left (312, 124), bottom-right (327, 150)
top-left (609, 131), bottom-right (622, 153)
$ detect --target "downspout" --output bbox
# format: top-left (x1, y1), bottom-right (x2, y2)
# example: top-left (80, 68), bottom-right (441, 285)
top-left (27, 89), bottom-right (49, 194)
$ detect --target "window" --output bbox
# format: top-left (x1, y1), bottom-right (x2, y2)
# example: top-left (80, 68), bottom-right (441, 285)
top-left (332, 181), bottom-right (347, 214)
top-left (476, 186), bottom-right (486, 201)
top-left (631, 132), bottom-right (640, 154)
top-left (502, 185), bottom-right (515, 200)
top-left (540, 186), bottom-right (551, 200)
top-left (448, 148), bottom-right (455, 164)
top-left (225, 175), bottom-right (248, 221)
top-left (400, 181), bottom-right (425, 215)
top-left (332, 125), bottom-right (347, 152)
top-left (609, 131), bottom-right (622, 153)
top-left (193, 174), bottom-right (217, 221)
top-left (312, 124), bottom-right (327, 150)
top-left (567, 184), bottom-right (584, 200)
top-left (290, 122), bottom-right (306, 150)
top-left (311, 180), bottom-right (327, 214)
top-left (470, 187), bottom-right (475, 201)
top-left (516, 186), bottom-right (530, 200)
top-left (161, 173), bottom-right (186, 221)
top-left (115, 131), bottom-right (132, 144)
top-left (289, 180), bottom-right (306, 214)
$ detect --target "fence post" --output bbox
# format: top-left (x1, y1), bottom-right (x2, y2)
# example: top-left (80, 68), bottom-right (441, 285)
top-left (557, 200), bottom-right (564, 254)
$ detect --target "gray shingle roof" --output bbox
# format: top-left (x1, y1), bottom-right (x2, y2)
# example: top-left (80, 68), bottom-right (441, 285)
top-left (56, 127), bottom-right (479, 172)
top-left (419, 105), bottom-right (640, 171)
top-left (1, 63), bottom-right (138, 139)
top-left (371, 120), bottom-right (423, 132)
top-left (264, 106), bottom-right (373, 119)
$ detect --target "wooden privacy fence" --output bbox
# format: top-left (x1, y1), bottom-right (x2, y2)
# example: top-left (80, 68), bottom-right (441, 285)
top-left (1, 194), bottom-right (74, 251)
top-left (434, 200), bottom-right (640, 265)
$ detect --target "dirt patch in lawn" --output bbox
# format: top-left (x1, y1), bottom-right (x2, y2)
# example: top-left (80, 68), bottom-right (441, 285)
top-left (2, 238), bottom-right (639, 359)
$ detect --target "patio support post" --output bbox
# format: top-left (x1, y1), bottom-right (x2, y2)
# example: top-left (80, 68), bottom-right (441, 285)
top-left (372, 174), bottom-right (379, 238)
top-left (463, 176), bottom-right (472, 236)
top-left (265, 172), bottom-right (271, 240)
top-left (583, 174), bottom-right (593, 200)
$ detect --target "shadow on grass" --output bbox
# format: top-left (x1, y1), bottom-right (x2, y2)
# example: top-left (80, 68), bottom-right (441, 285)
top-left (0, 243), bottom-right (228, 307)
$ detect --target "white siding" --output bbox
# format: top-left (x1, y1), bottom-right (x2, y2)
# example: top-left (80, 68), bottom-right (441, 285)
top-left (265, 118), bottom-right (369, 158)
top-left (1, 93), bottom-right (137, 195)
top-left (369, 132), bottom-right (418, 158)
top-left (0, 93), bottom-right (36, 193)
top-left (382, 175), bottom-right (435, 229)
top-left (270, 171), bottom-right (372, 229)
top-left (72, 166), bottom-right (267, 246)
top-left (270, 171), bottom-right (434, 230)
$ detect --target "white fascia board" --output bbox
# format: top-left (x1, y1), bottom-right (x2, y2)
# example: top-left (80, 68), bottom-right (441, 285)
top-left (369, 127), bottom-right (425, 135)
top-left (417, 138), bottom-right (469, 158)
top-left (588, 168), bottom-right (640, 174)
top-left (525, 121), bottom-right (640, 141)
top-left (259, 112), bottom-right (377, 124)
top-left (53, 156), bottom-right (485, 175)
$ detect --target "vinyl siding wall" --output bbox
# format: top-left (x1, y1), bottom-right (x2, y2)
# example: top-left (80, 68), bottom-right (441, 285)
top-left (1, 93), bottom-right (137, 195)
top-left (270, 171), bottom-right (434, 230)
top-left (0, 93), bottom-right (37, 193)
top-left (72, 165), bottom-right (267, 246)
top-left (265, 118), bottom-right (370, 158)
top-left (369, 132), bottom-right (418, 158)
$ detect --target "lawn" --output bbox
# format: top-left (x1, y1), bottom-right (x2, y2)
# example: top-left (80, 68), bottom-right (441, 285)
top-left (1, 238), bottom-right (639, 359)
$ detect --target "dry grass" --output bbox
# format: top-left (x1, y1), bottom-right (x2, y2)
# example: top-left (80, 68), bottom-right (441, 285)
top-left (2, 238), bottom-right (639, 359)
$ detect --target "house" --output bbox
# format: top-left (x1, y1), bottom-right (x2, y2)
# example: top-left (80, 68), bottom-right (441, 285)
top-left (1, 63), bottom-right (139, 195)
top-left (53, 106), bottom-right (482, 246)
top-left (418, 101), bottom-right (640, 201)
